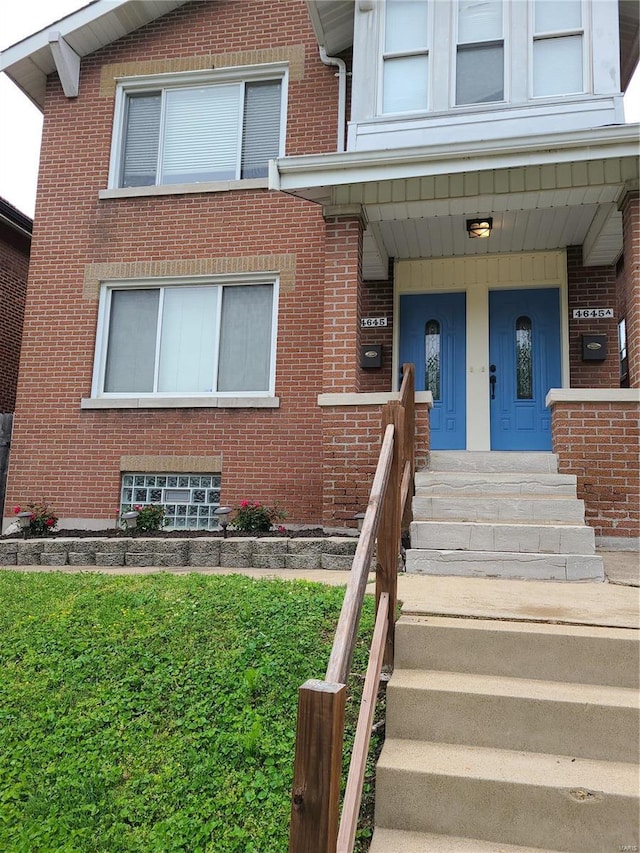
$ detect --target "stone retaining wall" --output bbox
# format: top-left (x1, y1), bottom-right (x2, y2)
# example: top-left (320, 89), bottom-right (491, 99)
top-left (0, 537), bottom-right (359, 570)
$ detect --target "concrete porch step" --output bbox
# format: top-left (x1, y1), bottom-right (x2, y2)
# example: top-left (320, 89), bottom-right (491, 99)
top-left (414, 470), bottom-right (577, 498)
top-left (369, 828), bottom-right (566, 853)
top-left (412, 495), bottom-right (586, 524)
top-left (428, 451), bottom-right (559, 474)
top-left (395, 616), bottom-right (640, 688)
top-left (386, 668), bottom-right (639, 762)
top-left (405, 548), bottom-right (604, 581)
top-left (375, 739), bottom-right (639, 852)
top-left (409, 520), bottom-right (595, 554)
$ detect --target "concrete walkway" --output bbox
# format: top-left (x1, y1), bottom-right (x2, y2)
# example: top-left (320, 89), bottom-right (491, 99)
top-left (4, 550), bottom-right (637, 630)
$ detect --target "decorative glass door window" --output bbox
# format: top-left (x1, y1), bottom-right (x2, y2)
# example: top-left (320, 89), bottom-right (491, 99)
top-left (515, 316), bottom-right (533, 399)
top-left (425, 319), bottom-right (441, 400)
top-left (382, 0), bottom-right (430, 113)
top-left (532, 0), bottom-right (583, 97)
top-left (456, 0), bottom-right (504, 105)
top-left (121, 473), bottom-right (222, 530)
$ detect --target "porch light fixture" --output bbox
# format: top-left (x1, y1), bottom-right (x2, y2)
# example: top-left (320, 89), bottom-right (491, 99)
top-left (16, 511), bottom-right (32, 538)
top-left (466, 217), bottom-right (493, 238)
top-left (121, 510), bottom-right (139, 530)
top-left (214, 506), bottom-right (233, 538)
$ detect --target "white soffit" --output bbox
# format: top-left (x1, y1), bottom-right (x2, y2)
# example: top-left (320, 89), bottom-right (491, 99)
top-left (306, 0), bottom-right (354, 54)
top-left (0, 0), bottom-right (189, 109)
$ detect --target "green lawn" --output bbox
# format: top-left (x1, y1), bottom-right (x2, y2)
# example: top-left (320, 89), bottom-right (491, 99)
top-left (0, 571), bottom-right (377, 853)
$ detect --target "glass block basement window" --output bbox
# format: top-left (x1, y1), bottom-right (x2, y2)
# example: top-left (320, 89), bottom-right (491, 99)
top-left (121, 473), bottom-right (222, 530)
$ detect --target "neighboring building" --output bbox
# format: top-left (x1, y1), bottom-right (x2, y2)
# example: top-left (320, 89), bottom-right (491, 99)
top-left (0, 197), bottom-right (30, 413)
top-left (0, 0), bottom-right (638, 544)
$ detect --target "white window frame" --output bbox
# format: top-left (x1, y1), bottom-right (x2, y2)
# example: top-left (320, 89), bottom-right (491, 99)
top-left (90, 273), bottom-right (279, 400)
top-left (107, 63), bottom-right (289, 192)
top-left (529, 0), bottom-right (588, 99)
top-left (452, 0), bottom-right (508, 108)
top-left (378, 0), bottom-right (434, 115)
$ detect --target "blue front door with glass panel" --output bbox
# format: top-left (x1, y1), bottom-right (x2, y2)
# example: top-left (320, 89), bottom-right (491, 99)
top-left (489, 288), bottom-right (561, 451)
top-left (399, 292), bottom-right (466, 450)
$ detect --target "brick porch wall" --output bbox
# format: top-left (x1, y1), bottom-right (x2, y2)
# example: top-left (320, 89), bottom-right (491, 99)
top-left (549, 394), bottom-right (640, 540)
top-left (0, 223), bottom-right (29, 412)
top-left (321, 401), bottom-right (429, 528)
top-left (620, 192), bottom-right (640, 388)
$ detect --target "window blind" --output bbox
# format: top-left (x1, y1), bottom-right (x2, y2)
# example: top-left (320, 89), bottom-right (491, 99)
top-left (241, 81), bottom-right (282, 179)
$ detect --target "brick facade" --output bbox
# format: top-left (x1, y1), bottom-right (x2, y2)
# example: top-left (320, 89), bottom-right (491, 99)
top-left (551, 399), bottom-right (640, 540)
top-left (566, 245), bottom-right (619, 388)
top-left (619, 191), bottom-right (640, 388)
top-left (0, 204), bottom-right (30, 412)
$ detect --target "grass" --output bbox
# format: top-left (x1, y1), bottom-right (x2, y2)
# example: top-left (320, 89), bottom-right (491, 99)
top-left (0, 571), bottom-right (381, 853)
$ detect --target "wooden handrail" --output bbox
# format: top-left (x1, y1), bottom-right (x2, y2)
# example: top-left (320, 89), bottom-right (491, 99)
top-left (289, 365), bottom-right (416, 853)
top-left (325, 423), bottom-right (394, 686)
top-left (336, 592), bottom-right (389, 853)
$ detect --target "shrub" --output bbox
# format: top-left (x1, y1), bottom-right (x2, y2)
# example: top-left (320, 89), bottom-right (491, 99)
top-left (232, 501), bottom-right (286, 533)
top-left (13, 500), bottom-right (58, 535)
top-left (123, 503), bottom-right (167, 533)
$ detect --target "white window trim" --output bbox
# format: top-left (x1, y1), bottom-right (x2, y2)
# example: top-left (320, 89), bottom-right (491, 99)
top-left (88, 272), bottom-right (280, 403)
top-left (451, 0), bottom-right (509, 108)
top-left (529, 0), bottom-right (589, 100)
top-left (107, 63), bottom-right (289, 191)
top-left (378, 0), bottom-right (434, 116)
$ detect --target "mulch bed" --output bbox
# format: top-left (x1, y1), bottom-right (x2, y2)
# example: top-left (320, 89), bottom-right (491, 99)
top-left (3, 527), bottom-right (349, 540)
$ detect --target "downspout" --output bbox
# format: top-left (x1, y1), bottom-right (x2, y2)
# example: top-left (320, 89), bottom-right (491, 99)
top-left (319, 47), bottom-right (347, 152)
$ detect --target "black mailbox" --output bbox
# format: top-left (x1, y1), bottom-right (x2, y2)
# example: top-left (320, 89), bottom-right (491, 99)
top-left (360, 344), bottom-right (382, 369)
top-left (582, 335), bottom-right (607, 361)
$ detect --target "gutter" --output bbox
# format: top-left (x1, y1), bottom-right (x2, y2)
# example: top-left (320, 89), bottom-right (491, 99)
top-left (319, 47), bottom-right (347, 153)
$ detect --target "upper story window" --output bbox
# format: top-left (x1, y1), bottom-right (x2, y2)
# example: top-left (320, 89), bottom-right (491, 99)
top-left (382, 0), bottom-right (430, 113)
top-left (456, 0), bottom-right (504, 105)
top-left (109, 66), bottom-right (287, 189)
top-left (532, 0), bottom-right (584, 97)
top-left (93, 276), bottom-right (278, 398)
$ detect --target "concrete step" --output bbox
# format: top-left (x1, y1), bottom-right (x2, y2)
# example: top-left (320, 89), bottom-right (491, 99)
top-left (375, 739), bottom-right (639, 852)
top-left (369, 828), bottom-right (565, 853)
top-left (395, 616), bottom-right (640, 689)
top-left (409, 520), bottom-right (595, 554)
top-left (412, 495), bottom-right (586, 524)
top-left (428, 451), bottom-right (559, 474)
top-left (405, 549), bottom-right (604, 581)
top-left (414, 470), bottom-right (577, 498)
top-left (386, 669), bottom-right (639, 763)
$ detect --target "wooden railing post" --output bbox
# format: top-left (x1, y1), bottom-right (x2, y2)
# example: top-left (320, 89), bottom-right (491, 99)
top-left (289, 679), bottom-right (347, 853)
top-left (376, 400), bottom-right (404, 668)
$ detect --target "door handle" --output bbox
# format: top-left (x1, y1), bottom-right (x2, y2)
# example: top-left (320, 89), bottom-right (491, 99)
top-left (489, 374), bottom-right (496, 399)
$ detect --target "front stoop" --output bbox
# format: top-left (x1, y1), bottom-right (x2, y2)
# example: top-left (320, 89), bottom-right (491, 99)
top-left (406, 451), bottom-right (605, 581)
top-left (370, 615), bottom-right (640, 853)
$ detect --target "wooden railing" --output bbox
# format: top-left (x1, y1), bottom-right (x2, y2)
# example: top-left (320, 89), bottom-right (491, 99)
top-left (289, 364), bottom-right (416, 853)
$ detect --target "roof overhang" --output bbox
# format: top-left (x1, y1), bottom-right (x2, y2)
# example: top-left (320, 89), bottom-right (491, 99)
top-left (0, 0), bottom-right (189, 109)
top-left (270, 124), bottom-right (640, 275)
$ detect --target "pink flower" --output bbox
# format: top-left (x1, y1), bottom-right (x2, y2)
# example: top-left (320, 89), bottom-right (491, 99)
top-left (133, 505), bottom-right (142, 511)
top-left (13, 506), bottom-right (21, 514)
top-left (278, 525), bottom-right (286, 533)
top-left (29, 514), bottom-right (35, 521)
top-left (240, 500), bottom-right (250, 508)
top-left (253, 502), bottom-right (261, 508)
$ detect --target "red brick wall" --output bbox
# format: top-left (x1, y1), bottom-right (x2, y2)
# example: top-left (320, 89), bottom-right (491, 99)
top-left (0, 224), bottom-right (29, 412)
top-left (566, 246), bottom-right (619, 387)
top-left (551, 401), bottom-right (639, 539)
top-left (5, 0), bottom-right (346, 527)
top-left (620, 192), bottom-right (640, 388)
top-left (360, 268), bottom-right (394, 393)
top-left (321, 403), bottom-right (429, 527)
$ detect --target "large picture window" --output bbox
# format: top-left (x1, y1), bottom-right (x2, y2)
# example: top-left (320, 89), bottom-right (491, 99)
top-left (113, 69), bottom-right (285, 188)
top-left (95, 278), bottom-right (277, 397)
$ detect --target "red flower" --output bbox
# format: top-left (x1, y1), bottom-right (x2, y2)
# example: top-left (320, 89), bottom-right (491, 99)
top-left (278, 525), bottom-right (286, 533)
top-left (45, 518), bottom-right (55, 527)
top-left (133, 505), bottom-right (142, 511)
top-left (29, 514), bottom-right (35, 521)
top-left (240, 500), bottom-right (250, 508)
top-left (13, 506), bottom-right (21, 514)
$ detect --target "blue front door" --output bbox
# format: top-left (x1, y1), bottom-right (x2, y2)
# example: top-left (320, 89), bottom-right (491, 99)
top-left (489, 288), bottom-right (561, 451)
top-left (399, 292), bottom-right (466, 450)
